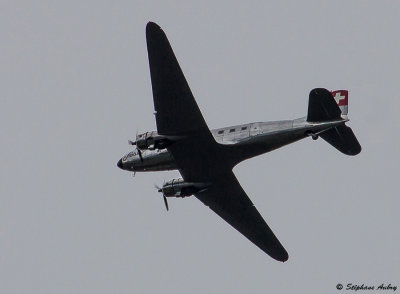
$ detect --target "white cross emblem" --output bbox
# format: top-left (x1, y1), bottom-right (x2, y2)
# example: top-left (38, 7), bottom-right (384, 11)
top-left (333, 92), bottom-right (346, 104)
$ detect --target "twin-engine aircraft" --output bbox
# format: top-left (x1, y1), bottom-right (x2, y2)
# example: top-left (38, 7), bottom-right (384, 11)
top-left (117, 22), bottom-right (361, 262)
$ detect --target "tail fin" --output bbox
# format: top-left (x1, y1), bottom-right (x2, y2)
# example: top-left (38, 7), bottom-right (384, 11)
top-left (307, 88), bottom-right (341, 122)
top-left (307, 88), bottom-right (361, 156)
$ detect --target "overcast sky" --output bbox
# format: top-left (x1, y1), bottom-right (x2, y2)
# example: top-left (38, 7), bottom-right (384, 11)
top-left (1, 1), bottom-right (399, 293)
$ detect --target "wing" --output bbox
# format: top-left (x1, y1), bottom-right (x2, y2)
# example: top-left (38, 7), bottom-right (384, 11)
top-left (195, 172), bottom-right (289, 262)
top-left (146, 22), bottom-right (211, 137)
top-left (146, 22), bottom-right (288, 261)
top-left (146, 22), bottom-right (220, 181)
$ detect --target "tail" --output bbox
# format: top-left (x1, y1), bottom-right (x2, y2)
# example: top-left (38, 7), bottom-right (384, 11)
top-left (307, 88), bottom-right (361, 156)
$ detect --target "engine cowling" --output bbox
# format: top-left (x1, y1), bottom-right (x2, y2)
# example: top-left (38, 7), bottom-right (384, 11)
top-left (159, 178), bottom-right (209, 198)
top-left (132, 131), bottom-right (172, 150)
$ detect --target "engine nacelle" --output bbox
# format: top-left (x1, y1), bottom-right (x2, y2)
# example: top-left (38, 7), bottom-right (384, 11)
top-left (133, 131), bottom-right (172, 150)
top-left (159, 178), bottom-right (209, 198)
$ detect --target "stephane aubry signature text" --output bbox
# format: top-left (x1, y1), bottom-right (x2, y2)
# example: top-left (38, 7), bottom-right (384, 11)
top-left (336, 283), bottom-right (397, 292)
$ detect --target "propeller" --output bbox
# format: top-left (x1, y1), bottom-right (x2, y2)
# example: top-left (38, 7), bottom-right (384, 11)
top-left (128, 131), bottom-right (143, 162)
top-left (155, 184), bottom-right (169, 211)
top-left (137, 148), bottom-right (143, 162)
top-left (128, 130), bottom-right (138, 147)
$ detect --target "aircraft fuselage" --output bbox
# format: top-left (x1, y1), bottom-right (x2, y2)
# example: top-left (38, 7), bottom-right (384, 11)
top-left (118, 116), bottom-right (347, 173)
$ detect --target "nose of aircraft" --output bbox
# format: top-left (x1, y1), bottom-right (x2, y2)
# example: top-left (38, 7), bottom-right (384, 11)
top-left (117, 159), bottom-right (123, 169)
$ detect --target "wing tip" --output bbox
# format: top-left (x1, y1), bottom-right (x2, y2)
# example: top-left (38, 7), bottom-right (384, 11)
top-left (146, 21), bottom-right (168, 46)
top-left (257, 242), bottom-right (289, 262)
top-left (263, 244), bottom-right (289, 262)
top-left (280, 253), bottom-right (289, 262)
top-left (273, 251), bottom-right (289, 262)
top-left (146, 21), bottom-right (162, 34)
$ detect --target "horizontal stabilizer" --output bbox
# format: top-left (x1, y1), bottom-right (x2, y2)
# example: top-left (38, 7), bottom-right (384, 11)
top-left (320, 125), bottom-right (361, 155)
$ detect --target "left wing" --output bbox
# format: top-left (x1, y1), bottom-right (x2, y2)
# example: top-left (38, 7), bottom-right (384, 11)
top-left (146, 21), bottom-right (221, 181)
top-left (195, 172), bottom-right (289, 262)
top-left (146, 22), bottom-right (212, 138)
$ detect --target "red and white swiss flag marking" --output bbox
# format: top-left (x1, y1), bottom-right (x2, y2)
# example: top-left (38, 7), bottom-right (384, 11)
top-left (331, 90), bottom-right (348, 106)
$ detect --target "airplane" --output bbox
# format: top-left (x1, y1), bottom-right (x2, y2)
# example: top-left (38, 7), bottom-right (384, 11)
top-left (117, 22), bottom-right (361, 262)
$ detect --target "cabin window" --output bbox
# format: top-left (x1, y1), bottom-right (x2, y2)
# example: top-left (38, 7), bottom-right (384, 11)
top-left (218, 130), bottom-right (224, 134)
top-left (241, 126), bottom-right (247, 130)
top-left (229, 128), bottom-right (235, 133)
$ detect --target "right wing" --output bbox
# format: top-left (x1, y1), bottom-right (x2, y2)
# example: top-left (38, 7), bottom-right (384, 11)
top-left (195, 172), bottom-right (289, 262)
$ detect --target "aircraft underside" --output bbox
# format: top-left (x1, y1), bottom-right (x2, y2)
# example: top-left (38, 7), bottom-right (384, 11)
top-left (117, 22), bottom-right (361, 262)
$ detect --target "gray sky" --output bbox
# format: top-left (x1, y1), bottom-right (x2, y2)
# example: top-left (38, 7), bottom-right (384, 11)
top-left (1, 1), bottom-right (399, 293)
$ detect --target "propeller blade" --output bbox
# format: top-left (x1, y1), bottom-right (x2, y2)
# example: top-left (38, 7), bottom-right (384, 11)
top-left (163, 195), bottom-right (169, 211)
top-left (155, 184), bottom-right (169, 211)
top-left (129, 130), bottom-right (140, 146)
top-left (137, 148), bottom-right (143, 162)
